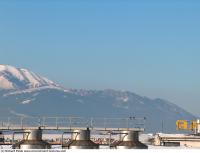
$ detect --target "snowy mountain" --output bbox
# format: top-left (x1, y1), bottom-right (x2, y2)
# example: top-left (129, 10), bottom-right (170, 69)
top-left (0, 64), bottom-right (60, 90)
top-left (0, 65), bottom-right (196, 133)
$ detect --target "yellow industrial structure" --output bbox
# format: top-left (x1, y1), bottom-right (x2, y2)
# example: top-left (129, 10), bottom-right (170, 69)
top-left (176, 119), bottom-right (200, 134)
top-left (153, 119), bottom-right (200, 147)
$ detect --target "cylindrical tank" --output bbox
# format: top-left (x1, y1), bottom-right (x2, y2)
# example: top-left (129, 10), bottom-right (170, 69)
top-left (196, 119), bottom-right (200, 134)
top-left (111, 131), bottom-right (148, 149)
top-left (12, 129), bottom-right (51, 149)
top-left (0, 131), bottom-right (4, 142)
top-left (62, 128), bottom-right (99, 149)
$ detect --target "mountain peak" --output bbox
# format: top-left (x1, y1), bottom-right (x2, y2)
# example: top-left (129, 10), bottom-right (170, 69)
top-left (0, 64), bottom-right (60, 90)
top-left (0, 65), bottom-right (196, 133)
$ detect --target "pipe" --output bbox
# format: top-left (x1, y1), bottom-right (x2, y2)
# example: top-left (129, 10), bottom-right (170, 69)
top-left (12, 131), bottom-right (30, 146)
top-left (61, 131), bottom-right (79, 147)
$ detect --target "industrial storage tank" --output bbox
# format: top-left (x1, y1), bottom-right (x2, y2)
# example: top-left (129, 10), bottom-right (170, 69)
top-left (111, 130), bottom-right (148, 149)
top-left (62, 128), bottom-right (99, 149)
top-left (0, 131), bottom-right (4, 142)
top-left (12, 128), bottom-right (51, 149)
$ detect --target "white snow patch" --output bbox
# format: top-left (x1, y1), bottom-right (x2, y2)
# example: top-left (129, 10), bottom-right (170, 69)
top-left (3, 85), bottom-right (63, 97)
top-left (0, 65), bottom-right (24, 81)
top-left (64, 89), bottom-right (70, 93)
top-left (20, 69), bottom-right (40, 87)
top-left (116, 96), bottom-right (129, 102)
top-left (0, 76), bottom-right (14, 89)
top-left (122, 96), bottom-right (129, 102)
top-left (0, 64), bottom-right (63, 91)
top-left (42, 76), bottom-right (56, 85)
top-left (21, 99), bottom-right (32, 104)
top-left (0, 65), bottom-right (6, 71)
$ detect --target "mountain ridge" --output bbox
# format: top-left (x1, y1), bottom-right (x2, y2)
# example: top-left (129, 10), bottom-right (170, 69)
top-left (0, 64), bottom-right (196, 133)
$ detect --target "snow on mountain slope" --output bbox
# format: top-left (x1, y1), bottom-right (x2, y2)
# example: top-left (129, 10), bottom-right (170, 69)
top-left (0, 65), bottom-right (196, 133)
top-left (0, 75), bottom-right (14, 89)
top-left (0, 64), bottom-right (61, 90)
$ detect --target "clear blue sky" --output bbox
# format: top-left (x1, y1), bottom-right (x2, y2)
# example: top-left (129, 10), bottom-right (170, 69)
top-left (0, 0), bottom-right (200, 116)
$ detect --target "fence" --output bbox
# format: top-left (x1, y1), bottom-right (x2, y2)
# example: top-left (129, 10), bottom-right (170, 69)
top-left (0, 116), bottom-right (146, 131)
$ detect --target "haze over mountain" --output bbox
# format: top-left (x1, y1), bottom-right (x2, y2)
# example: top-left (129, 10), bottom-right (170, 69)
top-left (0, 65), bottom-right (196, 133)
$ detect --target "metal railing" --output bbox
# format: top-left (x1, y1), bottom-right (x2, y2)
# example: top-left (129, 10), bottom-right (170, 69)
top-left (0, 116), bottom-right (146, 131)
